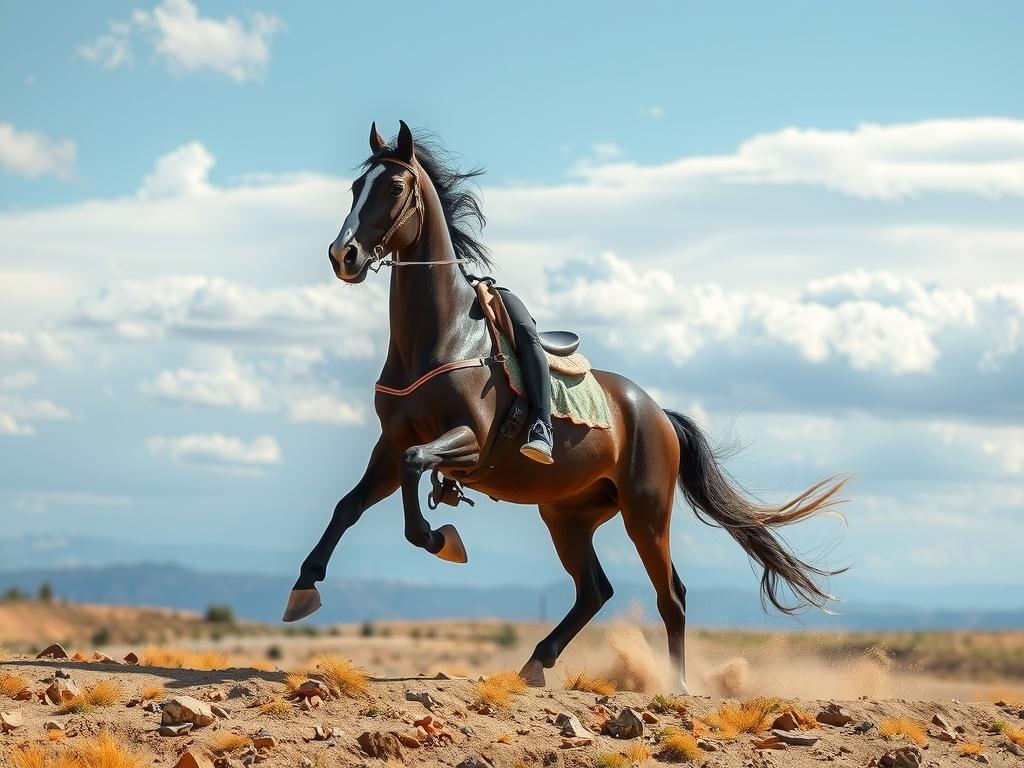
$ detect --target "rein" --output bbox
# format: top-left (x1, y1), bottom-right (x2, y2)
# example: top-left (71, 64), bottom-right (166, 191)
top-left (367, 157), bottom-right (470, 272)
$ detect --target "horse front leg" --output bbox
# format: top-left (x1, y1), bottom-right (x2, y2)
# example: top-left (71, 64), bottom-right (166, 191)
top-left (401, 425), bottom-right (481, 563)
top-left (283, 436), bottom-right (399, 622)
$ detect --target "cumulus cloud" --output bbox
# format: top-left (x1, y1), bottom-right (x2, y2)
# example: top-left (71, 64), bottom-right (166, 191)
top-left (0, 331), bottom-right (79, 367)
top-left (0, 394), bottom-right (70, 437)
top-left (78, 0), bottom-right (284, 81)
top-left (142, 350), bottom-right (266, 410)
top-left (146, 432), bottom-right (281, 471)
top-left (0, 122), bottom-right (76, 180)
top-left (288, 394), bottom-right (365, 426)
top-left (137, 141), bottom-right (215, 198)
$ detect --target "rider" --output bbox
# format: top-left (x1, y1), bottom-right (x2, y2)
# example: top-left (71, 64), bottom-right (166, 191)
top-left (495, 288), bottom-right (554, 465)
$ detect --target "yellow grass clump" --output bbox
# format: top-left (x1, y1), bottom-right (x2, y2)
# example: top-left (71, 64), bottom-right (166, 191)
top-left (958, 741), bottom-right (985, 757)
top-left (208, 732), bottom-right (251, 754)
top-left (624, 743), bottom-right (653, 763)
top-left (791, 707), bottom-right (819, 729)
top-left (593, 754), bottom-right (629, 768)
top-left (563, 671), bottom-right (616, 696)
top-left (879, 718), bottom-right (928, 747)
top-left (660, 729), bottom-right (703, 763)
top-left (139, 683), bottom-right (164, 701)
top-left (10, 745), bottom-right (47, 768)
top-left (701, 697), bottom-right (782, 738)
top-left (248, 659), bottom-right (275, 672)
top-left (313, 654), bottom-right (369, 698)
top-left (259, 699), bottom-right (294, 719)
top-left (48, 728), bottom-right (65, 742)
top-left (57, 680), bottom-right (123, 714)
top-left (649, 693), bottom-right (688, 716)
top-left (139, 646), bottom-right (230, 671)
top-left (1002, 724), bottom-right (1024, 747)
top-left (475, 671), bottom-right (528, 708)
top-left (0, 672), bottom-right (28, 698)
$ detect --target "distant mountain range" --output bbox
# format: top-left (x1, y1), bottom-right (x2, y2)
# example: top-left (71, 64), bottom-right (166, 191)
top-left (1, 562), bottom-right (1022, 631)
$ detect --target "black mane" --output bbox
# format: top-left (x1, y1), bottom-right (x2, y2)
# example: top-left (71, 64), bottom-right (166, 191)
top-left (360, 130), bottom-right (494, 271)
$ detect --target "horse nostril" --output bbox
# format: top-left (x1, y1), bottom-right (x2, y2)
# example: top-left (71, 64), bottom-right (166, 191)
top-left (342, 245), bottom-right (357, 266)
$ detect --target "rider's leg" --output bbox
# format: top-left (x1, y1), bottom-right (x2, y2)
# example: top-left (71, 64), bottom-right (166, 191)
top-left (497, 289), bottom-right (554, 464)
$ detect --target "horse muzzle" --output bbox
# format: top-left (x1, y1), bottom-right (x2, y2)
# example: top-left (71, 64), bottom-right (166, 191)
top-left (328, 241), bottom-right (368, 283)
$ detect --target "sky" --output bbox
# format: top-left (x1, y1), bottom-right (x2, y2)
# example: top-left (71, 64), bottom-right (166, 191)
top-left (1, 1), bottom-right (1023, 605)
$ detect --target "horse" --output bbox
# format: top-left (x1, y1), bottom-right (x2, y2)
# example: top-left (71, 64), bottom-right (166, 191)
top-left (283, 120), bottom-right (847, 691)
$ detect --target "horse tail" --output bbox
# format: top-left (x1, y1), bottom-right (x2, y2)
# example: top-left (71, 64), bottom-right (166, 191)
top-left (663, 409), bottom-right (848, 614)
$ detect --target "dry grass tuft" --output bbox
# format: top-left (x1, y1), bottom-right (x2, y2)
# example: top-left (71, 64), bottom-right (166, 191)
top-left (563, 671), bottom-right (616, 696)
top-left (879, 718), bottom-right (928, 747)
top-left (624, 743), bottom-right (653, 763)
top-left (312, 654), bottom-right (369, 698)
top-left (593, 754), bottom-right (629, 768)
top-left (57, 680), bottom-right (123, 714)
top-left (48, 728), bottom-right (65, 742)
top-left (702, 697), bottom-right (782, 738)
top-left (791, 707), bottom-right (819, 729)
top-left (660, 729), bottom-right (703, 762)
top-left (139, 646), bottom-right (230, 671)
top-left (958, 741), bottom-right (985, 757)
top-left (139, 683), bottom-right (164, 701)
top-left (10, 745), bottom-right (47, 768)
top-left (0, 672), bottom-right (28, 698)
top-left (1003, 724), bottom-right (1024, 747)
top-left (71, 731), bottom-right (144, 768)
top-left (475, 670), bottom-right (528, 708)
top-left (259, 699), bottom-right (294, 719)
top-left (208, 732), bottom-right (251, 754)
top-left (649, 693), bottom-right (688, 716)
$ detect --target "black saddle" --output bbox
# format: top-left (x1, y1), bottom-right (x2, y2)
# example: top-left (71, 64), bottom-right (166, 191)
top-left (539, 330), bottom-right (580, 356)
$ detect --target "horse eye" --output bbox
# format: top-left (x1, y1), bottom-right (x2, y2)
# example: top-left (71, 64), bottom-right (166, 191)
top-left (389, 181), bottom-right (404, 195)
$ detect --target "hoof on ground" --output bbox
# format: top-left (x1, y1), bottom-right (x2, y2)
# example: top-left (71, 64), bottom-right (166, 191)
top-left (519, 658), bottom-right (546, 687)
top-left (434, 524), bottom-right (468, 563)
top-left (282, 588), bottom-right (321, 622)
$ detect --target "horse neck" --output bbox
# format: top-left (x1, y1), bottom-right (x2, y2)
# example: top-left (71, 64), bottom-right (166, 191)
top-left (385, 175), bottom-right (482, 373)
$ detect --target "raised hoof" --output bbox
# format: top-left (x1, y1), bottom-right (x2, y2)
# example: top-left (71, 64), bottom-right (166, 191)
top-left (519, 658), bottom-right (546, 688)
top-left (434, 524), bottom-right (468, 563)
top-left (282, 588), bottom-right (321, 622)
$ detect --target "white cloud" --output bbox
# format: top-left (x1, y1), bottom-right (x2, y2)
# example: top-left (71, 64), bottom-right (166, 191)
top-left (137, 141), bottom-right (215, 198)
top-left (931, 421), bottom-right (1024, 476)
top-left (288, 394), bottom-right (365, 426)
top-left (78, 0), bottom-right (284, 82)
top-left (146, 432), bottom-right (281, 470)
top-left (0, 122), bottom-right (76, 180)
top-left (0, 331), bottom-right (79, 367)
top-left (0, 413), bottom-right (34, 436)
top-left (142, 350), bottom-right (265, 410)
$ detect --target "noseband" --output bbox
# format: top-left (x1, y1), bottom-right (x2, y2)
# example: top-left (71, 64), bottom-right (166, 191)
top-left (365, 157), bottom-right (469, 271)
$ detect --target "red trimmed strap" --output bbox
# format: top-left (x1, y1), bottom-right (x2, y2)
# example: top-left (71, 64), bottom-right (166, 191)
top-left (374, 356), bottom-right (501, 397)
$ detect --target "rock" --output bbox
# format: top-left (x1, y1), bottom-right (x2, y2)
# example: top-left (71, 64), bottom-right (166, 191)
top-left (123, 652), bottom-right (139, 665)
top-left (605, 707), bottom-right (644, 739)
top-left (771, 729), bottom-right (820, 746)
top-left (251, 729), bottom-right (276, 750)
top-left (931, 713), bottom-right (952, 730)
top-left (42, 720), bottom-right (64, 732)
top-left (292, 680), bottom-right (330, 700)
top-left (641, 710), bottom-right (659, 724)
top-left (158, 723), bottom-right (193, 737)
top-left (54, 668), bottom-right (71, 679)
top-left (71, 652), bottom-right (88, 661)
top-left (456, 758), bottom-right (493, 768)
top-left (1006, 742), bottom-right (1024, 757)
top-left (772, 711), bottom-right (799, 731)
top-left (1, 710), bottom-right (25, 731)
top-left (36, 643), bottom-right (69, 659)
top-left (92, 651), bottom-right (116, 663)
top-left (173, 748), bottom-right (215, 768)
top-left (162, 696), bottom-right (215, 727)
top-left (211, 704), bottom-right (229, 719)
top-left (554, 712), bottom-right (593, 738)
top-left (299, 696), bottom-right (322, 711)
top-left (460, 724), bottom-right (476, 737)
top-left (396, 731), bottom-right (422, 748)
top-left (929, 727), bottom-right (957, 742)
top-left (976, 755), bottom-right (989, 765)
top-left (126, 697), bottom-right (142, 708)
top-left (357, 731), bottom-right (403, 760)
top-left (405, 690), bottom-right (438, 710)
top-left (560, 737), bottom-right (593, 748)
top-left (144, 701), bottom-right (163, 713)
top-left (817, 703), bottom-right (854, 727)
top-left (854, 721), bottom-right (876, 734)
top-left (14, 689), bottom-right (31, 701)
top-left (206, 689), bottom-right (225, 702)
top-left (697, 738), bottom-right (719, 751)
top-left (877, 746), bottom-right (922, 768)
top-left (300, 759), bottom-right (314, 768)
top-left (311, 725), bottom-right (333, 741)
top-left (45, 679), bottom-right (80, 705)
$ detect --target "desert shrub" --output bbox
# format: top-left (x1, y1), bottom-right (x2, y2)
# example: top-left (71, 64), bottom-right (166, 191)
top-left (266, 644), bottom-right (282, 660)
top-left (1002, 724), bottom-right (1024, 747)
top-left (660, 729), bottom-right (702, 762)
top-left (9, 745), bottom-right (46, 768)
top-left (475, 671), bottom-right (528, 708)
top-left (92, 626), bottom-right (111, 646)
top-left (208, 732), bottom-right (250, 754)
top-left (38, 582), bottom-right (54, 602)
top-left (0, 672), bottom-right (28, 698)
top-left (958, 741), bottom-right (985, 756)
top-left (360, 620), bottom-right (376, 637)
top-left (563, 671), bottom-right (616, 696)
top-left (593, 753), bottom-right (628, 768)
top-left (649, 693), bottom-right (688, 715)
top-left (140, 646), bottom-right (230, 670)
top-left (204, 604), bottom-right (235, 624)
top-left (139, 683), bottom-right (164, 701)
top-left (313, 654), bottom-right (369, 697)
top-left (259, 699), bottom-right (293, 718)
top-left (701, 697), bottom-right (783, 738)
top-left (879, 718), bottom-right (927, 746)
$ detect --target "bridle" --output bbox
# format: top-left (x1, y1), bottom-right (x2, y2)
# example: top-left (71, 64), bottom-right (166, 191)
top-left (364, 157), bottom-right (469, 272)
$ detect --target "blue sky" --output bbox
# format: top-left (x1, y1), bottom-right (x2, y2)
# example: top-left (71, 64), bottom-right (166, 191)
top-left (1, 1), bottom-right (1023, 605)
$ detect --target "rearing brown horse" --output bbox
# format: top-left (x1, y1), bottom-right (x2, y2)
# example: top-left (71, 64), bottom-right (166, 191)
top-left (284, 121), bottom-right (846, 691)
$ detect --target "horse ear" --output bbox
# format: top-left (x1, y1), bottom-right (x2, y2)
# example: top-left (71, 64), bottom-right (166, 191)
top-left (369, 121), bottom-right (387, 152)
top-left (396, 120), bottom-right (415, 163)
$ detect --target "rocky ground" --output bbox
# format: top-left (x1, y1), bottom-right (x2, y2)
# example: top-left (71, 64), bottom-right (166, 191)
top-left (2, 645), bottom-right (1024, 768)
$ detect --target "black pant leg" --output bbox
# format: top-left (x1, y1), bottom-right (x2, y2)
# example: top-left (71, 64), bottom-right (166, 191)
top-left (497, 289), bottom-right (551, 425)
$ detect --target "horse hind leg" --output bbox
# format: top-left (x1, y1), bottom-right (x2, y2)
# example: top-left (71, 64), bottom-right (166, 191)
top-left (519, 501), bottom-right (617, 687)
top-left (620, 481), bottom-right (690, 694)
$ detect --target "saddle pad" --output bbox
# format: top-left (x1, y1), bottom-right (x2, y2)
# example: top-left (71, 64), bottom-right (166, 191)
top-left (499, 334), bottom-right (610, 429)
